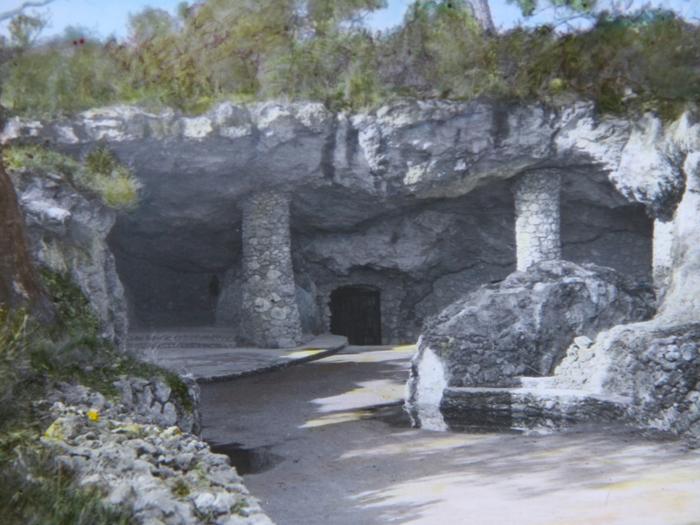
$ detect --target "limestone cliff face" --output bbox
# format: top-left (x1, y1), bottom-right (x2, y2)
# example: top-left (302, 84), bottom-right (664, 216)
top-left (0, 163), bottom-right (52, 318)
top-left (2, 100), bottom-right (677, 210)
top-left (1, 100), bottom-right (694, 349)
top-left (4, 101), bottom-right (664, 342)
top-left (5, 98), bottom-right (700, 433)
top-left (8, 166), bottom-right (128, 346)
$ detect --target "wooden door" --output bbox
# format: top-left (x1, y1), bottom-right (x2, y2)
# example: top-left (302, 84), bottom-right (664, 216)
top-left (330, 286), bottom-right (381, 345)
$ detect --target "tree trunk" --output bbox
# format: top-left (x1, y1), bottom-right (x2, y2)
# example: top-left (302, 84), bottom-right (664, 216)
top-left (0, 3), bottom-right (55, 320)
top-left (0, 152), bottom-right (52, 319)
top-left (466, 0), bottom-right (495, 33)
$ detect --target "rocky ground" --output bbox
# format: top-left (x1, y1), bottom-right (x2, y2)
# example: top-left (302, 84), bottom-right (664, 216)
top-left (200, 345), bottom-right (700, 525)
top-left (41, 379), bottom-right (272, 525)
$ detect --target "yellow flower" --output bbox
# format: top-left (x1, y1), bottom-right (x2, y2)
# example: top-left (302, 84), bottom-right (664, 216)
top-left (87, 409), bottom-right (101, 422)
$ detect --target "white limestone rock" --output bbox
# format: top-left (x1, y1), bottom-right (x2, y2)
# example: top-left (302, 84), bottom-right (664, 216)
top-left (9, 170), bottom-right (128, 346)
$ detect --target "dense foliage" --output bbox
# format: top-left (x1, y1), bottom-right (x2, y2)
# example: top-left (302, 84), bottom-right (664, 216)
top-left (3, 145), bottom-right (140, 209)
top-left (0, 1), bottom-right (697, 117)
top-left (0, 268), bottom-right (191, 524)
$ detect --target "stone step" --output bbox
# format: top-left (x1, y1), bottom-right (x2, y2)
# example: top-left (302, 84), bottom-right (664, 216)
top-left (126, 330), bottom-right (239, 350)
top-left (440, 384), bottom-right (631, 432)
top-left (128, 331), bottom-right (237, 339)
top-left (518, 375), bottom-right (561, 390)
top-left (127, 341), bottom-right (238, 349)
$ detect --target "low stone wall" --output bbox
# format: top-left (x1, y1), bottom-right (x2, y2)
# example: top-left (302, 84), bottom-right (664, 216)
top-left (439, 387), bottom-right (629, 433)
top-left (113, 376), bottom-right (201, 434)
top-left (43, 381), bottom-right (273, 525)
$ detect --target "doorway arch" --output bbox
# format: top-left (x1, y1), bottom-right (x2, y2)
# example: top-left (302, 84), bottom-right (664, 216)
top-left (330, 285), bottom-right (382, 345)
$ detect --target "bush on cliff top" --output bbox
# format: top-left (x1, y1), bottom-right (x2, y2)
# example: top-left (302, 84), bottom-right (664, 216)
top-left (0, 2), bottom-right (698, 118)
top-left (3, 145), bottom-right (140, 209)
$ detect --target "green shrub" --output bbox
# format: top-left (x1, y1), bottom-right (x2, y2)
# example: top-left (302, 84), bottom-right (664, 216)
top-left (1, 42), bottom-right (127, 116)
top-left (2, 3), bottom-right (697, 118)
top-left (0, 445), bottom-right (131, 525)
top-left (0, 309), bottom-right (32, 410)
top-left (39, 269), bottom-right (100, 340)
top-left (3, 145), bottom-right (140, 209)
top-left (2, 145), bottom-right (79, 177)
top-left (81, 147), bottom-right (140, 209)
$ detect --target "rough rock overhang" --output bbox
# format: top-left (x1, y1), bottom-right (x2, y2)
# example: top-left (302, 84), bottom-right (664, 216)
top-left (2, 99), bottom-right (696, 271)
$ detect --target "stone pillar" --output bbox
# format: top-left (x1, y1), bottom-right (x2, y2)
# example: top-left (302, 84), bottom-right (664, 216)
top-left (514, 171), bottom-right (562, 272)
top-left (652, 218), bottom-right (674, 305)
top-left (240, 191), bottom-right (303, 348)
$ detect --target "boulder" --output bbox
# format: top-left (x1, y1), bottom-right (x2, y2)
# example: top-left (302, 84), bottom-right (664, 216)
top-left (406, 260), bottom-right (655, 430)
top-left (411, 260), bottom-right (654, 387)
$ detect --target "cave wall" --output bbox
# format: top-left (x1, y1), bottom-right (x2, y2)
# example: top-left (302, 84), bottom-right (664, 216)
top-left (109, 176), bottom-right (652, 343)
top-left (42, 101), bottom-right (654, 342)
top-left (112, 249), bottom-right (222, 329)
top-left (289, 180), bottom-right (653, 345)
top-left (562, 201), bottom-right (652, 282)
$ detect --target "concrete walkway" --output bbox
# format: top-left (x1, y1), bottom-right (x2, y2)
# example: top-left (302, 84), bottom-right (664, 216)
top-left (200, 344), bottom-right (700, 525)
top-left (127, 329), bottom-right (347, 381)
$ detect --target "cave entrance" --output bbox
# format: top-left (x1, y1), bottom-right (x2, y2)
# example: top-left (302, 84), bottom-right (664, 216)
top-left (330, 286), bottom-right (381, 345)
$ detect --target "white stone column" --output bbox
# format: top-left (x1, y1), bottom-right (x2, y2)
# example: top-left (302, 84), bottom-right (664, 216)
top-left (653, 218), bottom-right (674, 305)
top-left (514, 171), bottom-right (562, 271)
top-left (240, 191), bottom-right (303, 348)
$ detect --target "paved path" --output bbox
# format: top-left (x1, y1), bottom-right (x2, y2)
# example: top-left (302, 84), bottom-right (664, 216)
top-left (128, 329), bottom-right (346, 381)
top-left (200, 345), bottom-right (700, 525)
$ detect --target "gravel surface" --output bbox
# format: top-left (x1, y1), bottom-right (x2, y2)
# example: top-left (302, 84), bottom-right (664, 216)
top-left (200, 345), bottom-right (700, 525)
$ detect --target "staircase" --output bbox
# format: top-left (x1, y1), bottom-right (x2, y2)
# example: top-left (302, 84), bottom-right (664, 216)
top-left (127, 328), bottom-right (239, 353)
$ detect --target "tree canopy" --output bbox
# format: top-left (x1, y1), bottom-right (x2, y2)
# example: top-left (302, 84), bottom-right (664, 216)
top-left (0, 0), bottom-right (697, 118)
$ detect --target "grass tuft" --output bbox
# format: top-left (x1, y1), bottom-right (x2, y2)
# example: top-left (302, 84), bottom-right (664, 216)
top-left (0, 268), bottom-right (197, 523)
top-left (3, 145), bottom-right (140, 209)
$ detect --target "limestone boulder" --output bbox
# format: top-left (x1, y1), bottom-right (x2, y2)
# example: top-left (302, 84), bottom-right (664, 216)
top-left (547, 153), bottom-right (700, 439)
top-left (408, 260), bottom-right (654, 396)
